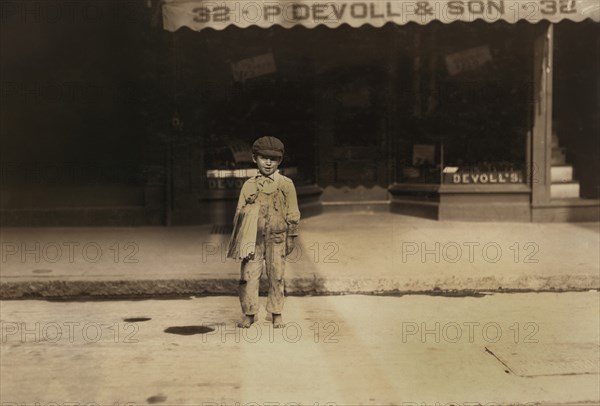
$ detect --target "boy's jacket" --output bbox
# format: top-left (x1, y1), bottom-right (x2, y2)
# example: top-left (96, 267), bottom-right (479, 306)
top-left (227, 171), bottom-right (300, 260)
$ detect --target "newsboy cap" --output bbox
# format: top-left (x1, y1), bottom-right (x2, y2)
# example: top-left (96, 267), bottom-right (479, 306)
top-left (252, 136), bottom-right (285, 158)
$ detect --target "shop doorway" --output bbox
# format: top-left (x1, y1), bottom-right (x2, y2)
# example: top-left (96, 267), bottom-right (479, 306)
top-left (316, 65), bottom-right (389, 193)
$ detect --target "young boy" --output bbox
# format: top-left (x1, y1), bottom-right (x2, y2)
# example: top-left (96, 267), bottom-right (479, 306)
top-left (227, 136), bottom-right (300, 329)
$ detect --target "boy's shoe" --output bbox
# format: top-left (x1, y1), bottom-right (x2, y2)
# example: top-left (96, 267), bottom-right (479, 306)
top-left (272, 313), bottom-right (285, 329)
top-left (237, 314), bottom-right (255, 328)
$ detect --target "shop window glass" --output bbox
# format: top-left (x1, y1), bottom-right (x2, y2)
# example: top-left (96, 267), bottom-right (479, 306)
top-left (396, 22), bottom-right (534, 185)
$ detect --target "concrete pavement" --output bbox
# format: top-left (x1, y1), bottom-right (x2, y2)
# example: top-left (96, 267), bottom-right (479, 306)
top-left (1, 212), bottom-right (599, 298)
top-left (1, 292), bottom-right (599, 405)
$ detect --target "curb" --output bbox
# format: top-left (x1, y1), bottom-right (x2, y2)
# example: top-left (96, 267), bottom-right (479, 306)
top-left (1, 274), bottom-right (598, 299)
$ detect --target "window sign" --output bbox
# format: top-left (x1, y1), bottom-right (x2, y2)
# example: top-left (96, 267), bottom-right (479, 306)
top-left (231, 53), bottom-right (276, 83)
top-left (445, 45), bottom-right (492, 76)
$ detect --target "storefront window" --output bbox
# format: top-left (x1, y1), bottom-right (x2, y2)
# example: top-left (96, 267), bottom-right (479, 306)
top-left (173, 27), bottom-right (318, 190)
top-left (396, 22), bottom-right (534, 186)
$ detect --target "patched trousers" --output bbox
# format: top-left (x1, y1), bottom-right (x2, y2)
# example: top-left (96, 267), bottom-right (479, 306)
top-left (239, 236), bottom-right (286, 315)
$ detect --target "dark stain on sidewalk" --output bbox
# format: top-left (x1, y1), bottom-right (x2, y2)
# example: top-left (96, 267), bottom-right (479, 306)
top-left (164, 325), bottom-right (215, 335)
top-left (123, 317), bottom-right (152, 322)
top-left (146, 395), bottom-right (167, 404)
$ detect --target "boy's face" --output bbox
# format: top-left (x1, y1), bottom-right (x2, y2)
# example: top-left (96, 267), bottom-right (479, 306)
top-left (253, 154), bottom-right (281, 177)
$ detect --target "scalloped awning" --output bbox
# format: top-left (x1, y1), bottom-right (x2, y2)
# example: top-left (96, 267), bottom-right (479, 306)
top-left (162, 0), bottom-right (600, 31)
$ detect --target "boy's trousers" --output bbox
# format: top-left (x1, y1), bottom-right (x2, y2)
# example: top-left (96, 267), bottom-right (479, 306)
top-left (239, 237), bottom-right (286, 315)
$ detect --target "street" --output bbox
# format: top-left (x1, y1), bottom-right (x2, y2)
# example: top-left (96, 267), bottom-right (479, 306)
top-left (1, 292), bottom-right (598, 406)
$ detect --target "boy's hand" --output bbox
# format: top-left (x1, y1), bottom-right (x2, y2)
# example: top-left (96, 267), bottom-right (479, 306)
top-left (285, 236), bottom-right (296, 256)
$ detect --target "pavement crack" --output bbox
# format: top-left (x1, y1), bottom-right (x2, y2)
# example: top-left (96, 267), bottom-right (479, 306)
top-left (484, 346), bottom-right (516, 375)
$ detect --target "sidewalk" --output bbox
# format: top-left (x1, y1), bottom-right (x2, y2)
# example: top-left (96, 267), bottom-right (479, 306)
top-left (1, 212), bottom-right (599, 298)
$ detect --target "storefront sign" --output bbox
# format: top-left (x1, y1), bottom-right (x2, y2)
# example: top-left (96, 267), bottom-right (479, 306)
top-left (207, 178), bottom-right (247, 189)
top-left (445, 45), bottom-right (492, 76)
top-left (231, 53), bottom-right (276, 82)
top-left (446, 171), bottom-right (524, 184)
top-left (163, 0), bottom-right (599, 31)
